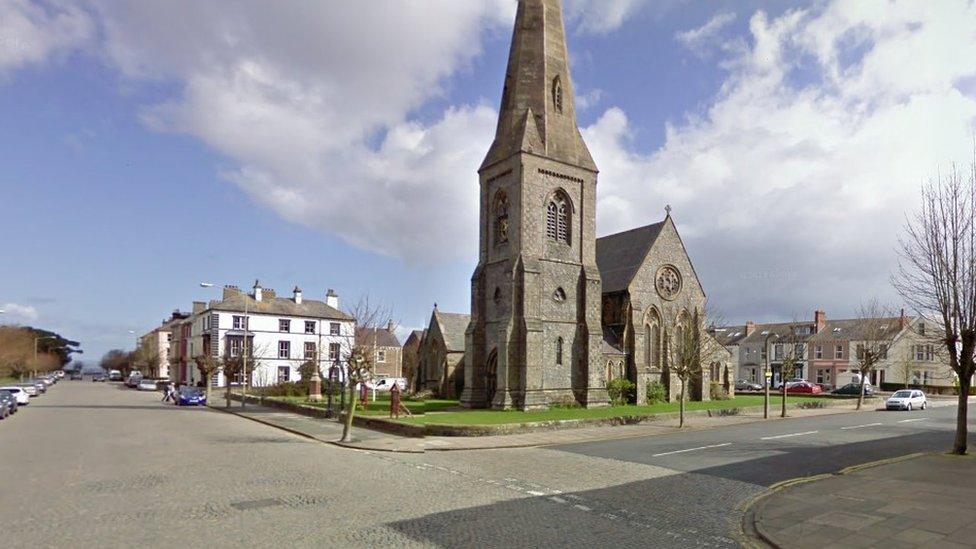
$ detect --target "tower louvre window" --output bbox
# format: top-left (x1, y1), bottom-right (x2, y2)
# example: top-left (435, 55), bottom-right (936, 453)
top-left (546, 192), bottom-right (571, 245)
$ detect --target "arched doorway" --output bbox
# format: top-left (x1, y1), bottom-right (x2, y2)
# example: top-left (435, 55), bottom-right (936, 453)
top-left (485, 350), bottom-right (498, 405)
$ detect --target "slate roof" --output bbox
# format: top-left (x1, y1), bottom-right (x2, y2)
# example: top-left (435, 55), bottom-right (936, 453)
top-left (709, 325), bottom-right (749, 346)
top-left (595, 221), bottom-right (666, 293)
top-left (712, 317), bottom-right (908, 348)
top-left (403, 330), bottom-right (426, 347)
top-left (356, 327), bottom-right (401, 348)
top-left (807, 318), bottom-right (905, 343)
top-left (209, 290), bottom-right (353, 321)
top-left (433, 311), bottom-right (470, 353)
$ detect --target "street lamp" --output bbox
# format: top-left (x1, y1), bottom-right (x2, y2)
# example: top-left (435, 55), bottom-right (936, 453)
top-left (200, 282), bottom-right (249, 409)
top-left (326, 361), bottom-right (338, 418)
top-left (763, 332), bottom-right (779, 420)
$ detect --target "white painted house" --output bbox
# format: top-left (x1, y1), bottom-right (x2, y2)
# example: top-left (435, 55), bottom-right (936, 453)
top-left (185, 283), bottom-right (355, 387)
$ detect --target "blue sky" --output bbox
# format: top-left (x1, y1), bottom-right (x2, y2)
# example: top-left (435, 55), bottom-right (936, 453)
top-left (2, 0), bottom-right (975, 362)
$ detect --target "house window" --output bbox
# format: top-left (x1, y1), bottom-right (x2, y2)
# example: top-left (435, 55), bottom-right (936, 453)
top-left (277, 366), bottom-right (290, 384)
top-left (278, 340), bottom-right (291, 359)
top-left (856, 344), bottom-right (865, 360)
top-left (305, 342), bottom-right (316, 360)
top-left (922, 371), bottom-right (930, 385)
top-left (917, 322), bottom-right (925, 336)
top-left (794, 344), bottom-right (804, 358)
top-left (760, 346), bottom-right (767, 361)
top-left (330, 322), bottom-right (341, 336)
top-left (915, 344), bottom-right (934, 362)
top-left (546, 192), bottom-right (571, 244)
top-left (233, 315), bottom-right (247, 330)
top-left (835, 345), bottom-right (844, 359)
top-left (749, 367), bottom-right (757, 382)
top-left (229, 338), bottom-right (242, 358)
top-left (376, 349), bottom-right (386, 363)
top-left (815, 345), bottom-right (823, 359)
top-left (305, 321), bottom-right (316, 334)
top-left (879, 344), bottom-right (888, 359)
top-left (774, 344), bottom-right (783, 361)
top-left (279, 319), bottom-right (290, 333)
top-left (556, 337), bottom-right (564, 365)
top-left (329, 343), bottom-right (341, 361)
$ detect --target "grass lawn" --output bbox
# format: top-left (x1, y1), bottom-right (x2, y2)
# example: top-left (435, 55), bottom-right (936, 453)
top-left (395, 395), bottom-right (830, 426)
top-left (269, 394), bottom-right (459, 416)
top-left (0, 377), bottom-right (20, 386)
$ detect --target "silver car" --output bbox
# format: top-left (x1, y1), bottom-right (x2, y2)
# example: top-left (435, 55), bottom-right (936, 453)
top-left (886, 389), bottom-right (927, 411)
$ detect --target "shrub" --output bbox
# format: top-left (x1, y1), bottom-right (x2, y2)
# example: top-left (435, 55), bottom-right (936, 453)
top-left (607, 379), bottom-right (636, 406)
top-left (710, 381), bottom-right (730, 401)
top-left (796, 401), bottom-right (825, 409)
top-left (645, 380), bottom-right (666, 404)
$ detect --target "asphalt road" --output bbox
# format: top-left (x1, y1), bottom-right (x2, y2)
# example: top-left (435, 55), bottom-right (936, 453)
top-left (1, 380), bottom-right (970, 548)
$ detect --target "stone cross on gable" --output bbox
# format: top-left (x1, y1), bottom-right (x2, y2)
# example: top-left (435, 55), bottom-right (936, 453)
top-left (665, 204), bottom-right (672, 217)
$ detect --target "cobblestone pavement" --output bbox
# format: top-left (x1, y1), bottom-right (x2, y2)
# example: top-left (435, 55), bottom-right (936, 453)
top-left (2, 382), bottom-right (963, 548)
top-left (0, 381), bottom-right (749, 548)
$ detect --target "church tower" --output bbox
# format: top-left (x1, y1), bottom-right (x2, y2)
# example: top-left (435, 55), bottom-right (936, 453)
top-left (461, 0), bottom-right (610, 410)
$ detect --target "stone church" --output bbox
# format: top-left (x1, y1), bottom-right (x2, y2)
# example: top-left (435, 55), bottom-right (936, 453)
top-left (440, 0), bottom-right (729, 411)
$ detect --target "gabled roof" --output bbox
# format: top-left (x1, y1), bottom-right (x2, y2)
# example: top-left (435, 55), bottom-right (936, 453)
top-left (595, 221), bottom-right (665, 293)
top-left (433, 311), bottom-right (470, 353)
top-left (209, 290), bottom-right (353, 321)
top-left (709, 326), bottom-right (749, 346)
top-left (356, 327), bottom-right (401, 348)
top-left (403, 330), bottom-right (425, 347)
top-left (807, 318), bottom-right (905, 343)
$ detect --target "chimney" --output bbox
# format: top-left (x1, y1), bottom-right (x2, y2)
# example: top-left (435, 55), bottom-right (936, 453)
top-left (192, 301), bottom-right (206, 314)
top-left (222, 285), bottom-right (241, 300)
top-left (253, 280), bottom-right (263, 302)
top-left (745, 321), bottom-right (755, 336)
top-left (387, 320), bottom-right (394, 332)
top-left (814, 310), bottom-right (827, 333)
top-left (293, 286), bottom-right (303, 305)
top-left (326, 288), bottom-right (339, 309)
top-left (900, 308), bottom-right (908, 330)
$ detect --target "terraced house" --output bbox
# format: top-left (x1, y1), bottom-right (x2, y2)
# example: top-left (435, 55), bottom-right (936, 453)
top-left (177, 283), bottom-right (355, 387)
top-left (714, 310), bottom-right (957, 392)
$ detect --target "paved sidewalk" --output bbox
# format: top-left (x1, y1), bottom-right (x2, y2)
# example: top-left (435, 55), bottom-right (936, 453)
top-left (209, 395), bottom-right (884, 453)
top-left (750, 453), bottom-right (976, 548)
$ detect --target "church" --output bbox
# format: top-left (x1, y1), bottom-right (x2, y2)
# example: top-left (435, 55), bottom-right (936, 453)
top-left (414, 0), bottom-right (733, 410)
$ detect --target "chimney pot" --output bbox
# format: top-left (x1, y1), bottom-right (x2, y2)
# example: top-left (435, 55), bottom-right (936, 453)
top-left (814, 310), bottom-right (827, 333)
top-left (325, 289), bottom-right (339, 310)
top-left (294, 286), bottom-right (303, 305)
top-left (745, 321), bottom-right (755, 336)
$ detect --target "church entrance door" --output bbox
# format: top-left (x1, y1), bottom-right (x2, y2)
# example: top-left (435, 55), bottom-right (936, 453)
top-left (485, 350), bottom-right (498, 405)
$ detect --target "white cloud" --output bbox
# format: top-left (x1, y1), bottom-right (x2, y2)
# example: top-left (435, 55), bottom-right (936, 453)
top-left (564, 0), bottom-right (649, 34)
top-left (676, 12), bottom-right (737, 58)
top-left (588, 0), bottom-right (976, 320)
top-left (2, 302), bottom-right (40, 322)
top-left (0, 0), bottom-right (93, 74)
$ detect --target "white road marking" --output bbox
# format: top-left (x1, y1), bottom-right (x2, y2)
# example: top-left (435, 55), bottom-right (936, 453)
top-left (652, 443), bottom-right (732, 457)
top-left (549, 496), bottom-right (567, 504)
top-left (574, 504), bottom-right (593, 512)
top-left (898, 418), bottom-right (928, 423)
top-left (841, 423), bottom-right (883, 430)
top-left (527, 490), bottom-right (545, 496)
top-left (761, 431), bottom-right (818, 440)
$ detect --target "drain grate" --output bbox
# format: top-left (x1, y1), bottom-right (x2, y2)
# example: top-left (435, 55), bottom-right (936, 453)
top-left (230, 497), bottom-right (283, 511)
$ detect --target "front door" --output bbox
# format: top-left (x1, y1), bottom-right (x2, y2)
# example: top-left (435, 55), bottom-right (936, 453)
top-left (485, 351), bottom-right (498, 406)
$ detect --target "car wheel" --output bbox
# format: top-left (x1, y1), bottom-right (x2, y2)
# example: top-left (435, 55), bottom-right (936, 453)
top-left (907, 403), bottom-right (912, 411)
top-left (921, 402), bottom-right (927, 410)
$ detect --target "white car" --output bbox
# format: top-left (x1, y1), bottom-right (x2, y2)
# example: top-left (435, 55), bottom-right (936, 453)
top-left (0, 387), bottom-right (30, 405)
top-left (137, 379), bottom-right (159, 391)
top-left (886, 389), bottom-right (927, 411)
top-left (370, 378), bottom-right (407, 392)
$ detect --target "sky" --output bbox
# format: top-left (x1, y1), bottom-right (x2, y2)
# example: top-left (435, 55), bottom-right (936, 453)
top-left (1, 0), bottom-right (975, 362)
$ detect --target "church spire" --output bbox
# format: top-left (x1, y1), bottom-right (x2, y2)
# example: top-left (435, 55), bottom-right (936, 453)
top-left (481, 0), bottom-right (596, 172)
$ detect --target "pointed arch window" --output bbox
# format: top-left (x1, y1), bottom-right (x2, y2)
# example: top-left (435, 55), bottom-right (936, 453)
top-left (546, 192), bottom-right (571, 245)
top-left (493, 191), bottom-right (509, 246)
top-left (552, 75), bottom-right (563, 113)
top-left (645, 309), bottom-right (661, 370)
top-left (556, 337), bottom-right (564, 365)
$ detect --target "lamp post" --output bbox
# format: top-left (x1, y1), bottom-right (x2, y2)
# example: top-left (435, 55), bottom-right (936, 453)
top-left (201, 282), bottom-right (249, 409)
top-left (763, 332), bottom-right (778, 419)
top-left (326, 362), bottom-right (337, 418)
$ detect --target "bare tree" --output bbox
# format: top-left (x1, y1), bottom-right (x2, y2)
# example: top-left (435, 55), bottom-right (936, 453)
top-left (193, 354), bottom-right (221, 402)
top-left (774, 319), bottom-right (807, 418)
top-left (852, 300), bottom-right (894, 411)
top-left (0, 327), bottom-right (34, 380)
top-left (340, 295), bottom-right (397, 442)
top-left (894, 159), bottom-right (976, 455)
top-left (221, 341), bottom-right (267, 407)
top-left (665, 307), bottom-right (725, 428)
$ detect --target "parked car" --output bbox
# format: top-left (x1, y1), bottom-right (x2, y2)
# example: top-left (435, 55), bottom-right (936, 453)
top-left (124, 372), bottom-right (144, 388)
top-left (38, 376), bottom-right (55, 387)
top-left (0, 390), bottom-right (18, 418)
top-left (54, 370), bottom-right (65, 378)
top-left (69, 371), bottom-right (83, 380)
top-left (735, 379), bottom-right (763, 392)
top-left (832, 383), bottom-right (874, 396)
top-left (176, 386), bottom-right (207, 406)
top-left (368, 378), bottom-right (408, 392)
top-left (0, 387), bottom-right (30, 406)
top-left (786, 381), bottom-right (823, 394)
top-left (886, 389), bottom-right (927, 411)
top-left (108, 370), bottom-right (123, 381)
top-left (137, 379), bottom-right (160, 391)
top-left (92, 373), bottom-right (107, 382)
top-left (28, 380), bottom-right (46, 394)
top-left (17, 383), bottom-right (38, 397)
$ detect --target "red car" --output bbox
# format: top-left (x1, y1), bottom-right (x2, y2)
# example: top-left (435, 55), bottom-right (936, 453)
top-left (786, 381), bottom-right (823, 394)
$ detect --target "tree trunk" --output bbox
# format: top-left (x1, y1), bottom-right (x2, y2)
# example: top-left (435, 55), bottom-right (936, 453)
top-left (679, 378), bottom-right (686, 428)
top-left (953, 374), bottom-right (970, 455)
top-left (224, 374), bottom-right (231, 408)
top-left (341, 383), bottom-right (358, 442)
top-left (781, 377), bottom-right (787, 418)
top-left (857, 377), bottom-right (865, 411)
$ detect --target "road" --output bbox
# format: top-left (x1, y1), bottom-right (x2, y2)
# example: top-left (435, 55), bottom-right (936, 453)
top-left (0, 381), bottom-right (969, 548)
